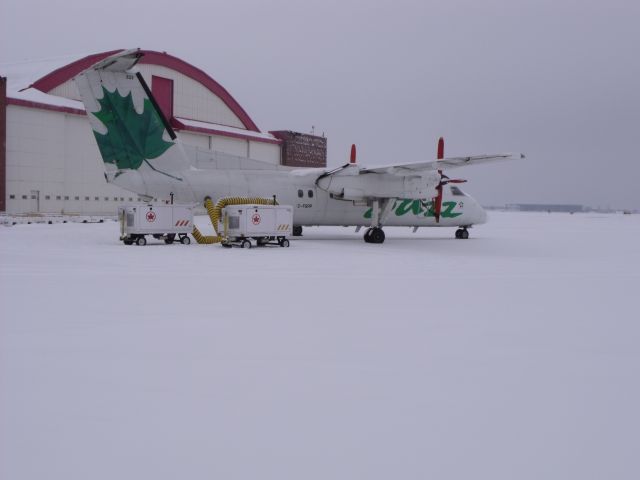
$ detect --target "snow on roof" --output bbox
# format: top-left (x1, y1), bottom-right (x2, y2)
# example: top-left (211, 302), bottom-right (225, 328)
top-left (0, 53), bottom-right (88, 94)
top-left (1, 53), bottom-right (93, 111)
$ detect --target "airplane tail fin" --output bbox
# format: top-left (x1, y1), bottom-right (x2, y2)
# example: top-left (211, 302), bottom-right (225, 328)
top-left (73, 49), bottom-right (191, 182)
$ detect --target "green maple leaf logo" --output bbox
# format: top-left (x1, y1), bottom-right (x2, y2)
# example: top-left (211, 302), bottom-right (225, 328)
top-left (92, 86), bottom-right (173, 170)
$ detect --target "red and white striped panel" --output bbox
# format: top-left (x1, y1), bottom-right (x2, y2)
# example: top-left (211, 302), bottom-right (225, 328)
top-left (175, 220), bottom-right (190, 226)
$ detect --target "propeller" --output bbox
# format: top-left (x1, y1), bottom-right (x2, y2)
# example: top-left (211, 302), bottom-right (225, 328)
top-left (350, 144), bottom-right (357, 164)
top-left (433, 137), bottom-right (467, 223)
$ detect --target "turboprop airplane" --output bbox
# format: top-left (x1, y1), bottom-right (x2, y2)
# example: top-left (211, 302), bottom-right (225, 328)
top-left (73, 49), bottom-right (524, 244)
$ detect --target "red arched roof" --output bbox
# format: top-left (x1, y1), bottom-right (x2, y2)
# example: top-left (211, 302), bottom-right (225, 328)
top-left (29, 49), bottom-right (260, 132)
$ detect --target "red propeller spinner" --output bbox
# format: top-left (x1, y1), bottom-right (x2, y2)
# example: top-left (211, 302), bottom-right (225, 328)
top-left (434, 137), bottom-right (466, 223)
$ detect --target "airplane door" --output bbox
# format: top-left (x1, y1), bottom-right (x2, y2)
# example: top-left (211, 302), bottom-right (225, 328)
top-left (294, 186), bottom-right (319, 223)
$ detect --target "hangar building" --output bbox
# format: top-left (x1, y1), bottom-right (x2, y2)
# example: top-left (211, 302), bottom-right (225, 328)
top-left (0, 49), bottom-right (326, 215)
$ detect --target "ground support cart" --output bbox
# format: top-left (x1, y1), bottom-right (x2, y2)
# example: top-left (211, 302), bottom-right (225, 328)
top-left (118, 204), bottom-right (193, 246)
top-left (220, 204), bottom-right (293, 249)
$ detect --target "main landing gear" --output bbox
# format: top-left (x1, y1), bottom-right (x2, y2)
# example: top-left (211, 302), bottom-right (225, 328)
top-left (364, 227), bottom-right (385, 244)
top-left (362, 198), bottom-right (394, 244)
top-left (455, 227), bottom-right (470, 239)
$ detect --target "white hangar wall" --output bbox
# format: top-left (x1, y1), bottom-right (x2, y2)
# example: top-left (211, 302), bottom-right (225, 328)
top-left (49, 64), bottom-right (246, 129)
top-left (6, 105), bottom-right (147, 215)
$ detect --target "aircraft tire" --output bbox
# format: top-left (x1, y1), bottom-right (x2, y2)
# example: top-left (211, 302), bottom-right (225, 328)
top-left (369, 227), bottom-right (385, 244)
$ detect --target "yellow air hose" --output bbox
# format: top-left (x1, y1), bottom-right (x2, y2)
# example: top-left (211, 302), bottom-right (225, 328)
top-left (192, 196), bottom-right (278, 244)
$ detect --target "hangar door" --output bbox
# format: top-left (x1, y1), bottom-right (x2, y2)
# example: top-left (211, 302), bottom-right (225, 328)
top-left (152, 76), bottom-right (174, 120)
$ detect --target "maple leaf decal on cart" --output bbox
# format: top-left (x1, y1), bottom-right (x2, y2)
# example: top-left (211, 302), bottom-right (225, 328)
top-left (92, 86), bottom-right (173, 170)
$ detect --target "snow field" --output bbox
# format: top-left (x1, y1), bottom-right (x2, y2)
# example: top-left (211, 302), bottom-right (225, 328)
top-left (1, 212), bottom-right (639, 480)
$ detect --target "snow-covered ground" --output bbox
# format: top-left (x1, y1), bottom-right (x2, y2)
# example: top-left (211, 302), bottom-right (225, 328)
top-left (1, 211), bottom-right (639, 480)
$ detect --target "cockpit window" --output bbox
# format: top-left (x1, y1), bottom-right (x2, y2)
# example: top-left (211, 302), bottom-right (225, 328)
top-left (450, 186), bottom-right (466, 196)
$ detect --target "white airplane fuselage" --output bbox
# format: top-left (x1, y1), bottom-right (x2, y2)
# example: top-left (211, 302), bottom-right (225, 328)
top-left (112, 164), bottom-right (488, 229)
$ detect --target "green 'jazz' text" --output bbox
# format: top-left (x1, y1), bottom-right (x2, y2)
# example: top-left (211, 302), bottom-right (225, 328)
top-left (364, 199), bottom-right (462, 219)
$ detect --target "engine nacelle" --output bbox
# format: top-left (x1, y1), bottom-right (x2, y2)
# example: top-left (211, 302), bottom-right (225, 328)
top-left (316, 169), bottom-right (439, 200)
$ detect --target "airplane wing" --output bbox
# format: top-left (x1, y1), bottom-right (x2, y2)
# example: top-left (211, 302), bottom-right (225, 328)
top-left (314, 152), bottom-right (524, 201)
top-left (359, 153), bottom-right (524, 175)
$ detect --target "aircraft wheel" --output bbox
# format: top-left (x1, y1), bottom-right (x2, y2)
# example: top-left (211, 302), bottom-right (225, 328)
top-left (293, 226), bottom-right (303, 236)
top-left (363, 228), bottom-right (373, 243)
top-left (241, 239), bottom-right (252, 249)
top-left (136, 236), bottom-right (147, 246)
top-left (369, 227), bottom-right (385, 244)
top-left (461, 229), bottom-right (469, 239)
top-left (455, 229), bottom-right (462, 239)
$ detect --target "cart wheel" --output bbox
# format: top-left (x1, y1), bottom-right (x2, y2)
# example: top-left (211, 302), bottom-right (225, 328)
top-left (280, 239), bottom-right (290, 248)
top-left (181, 236), bottom-right (191, 245)
top-left (136, 236), bottom-right (147, 246)
top-left (165, 234), bottom-right (176, 244)
top-left (123, 239), bottom-right (133, 245)
top-left (241, 239), bottom-right (251, 249)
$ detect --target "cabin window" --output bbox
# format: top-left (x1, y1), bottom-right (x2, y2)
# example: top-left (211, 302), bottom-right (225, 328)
top-left (75, 196), bottom-right (80, 200)
top-left (45, 195), bottom-right (51, 200)
top-left (298, 189), bottom-right (303, 198)
top-left (56, 196), bottom-right (62, 200)
top-left (22, 195), bottom-right (27, 199)
top-left (95, 197), bottom-right (99, 201)
top-left (308, 190), bottom-right (314, 198)
top-left (10, 194), bottom-right (15, 199)
top-left (64, 196), bottom-right (69, 200)
top-left (85, 196), bottom-right (90, 201)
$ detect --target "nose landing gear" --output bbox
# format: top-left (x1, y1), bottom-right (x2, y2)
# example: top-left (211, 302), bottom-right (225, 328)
top-left (455, 228), bottom-right (470, 239)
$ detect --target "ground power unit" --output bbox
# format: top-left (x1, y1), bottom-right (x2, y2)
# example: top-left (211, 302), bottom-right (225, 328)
top-left (222, 204), bottom-right (293, 248)
top-left (118, 204), bottom-right (193, 246)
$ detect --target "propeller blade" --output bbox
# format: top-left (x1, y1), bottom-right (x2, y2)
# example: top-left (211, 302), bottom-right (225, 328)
top-left (437, 137), bottom-right (444, 160)
top-left (434, 184), bottom-right (443, 223)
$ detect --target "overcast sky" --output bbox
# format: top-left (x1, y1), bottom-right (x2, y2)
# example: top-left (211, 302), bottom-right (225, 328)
top-left (2, 0), bottom-right (639, 209)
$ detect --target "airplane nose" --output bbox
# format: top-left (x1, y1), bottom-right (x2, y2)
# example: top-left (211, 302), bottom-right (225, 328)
top-left (478, 206), bottom-right (488, 224)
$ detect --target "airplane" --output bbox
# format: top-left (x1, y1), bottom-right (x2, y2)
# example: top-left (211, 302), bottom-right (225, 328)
top-left (73, 49), bottom-right (524, 244)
